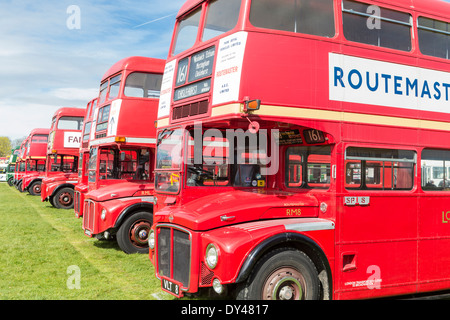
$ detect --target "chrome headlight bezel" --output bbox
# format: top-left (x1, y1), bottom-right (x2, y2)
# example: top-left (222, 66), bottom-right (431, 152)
top-left (205, 243), bottom-right (219, 269)
top-left (148, 229), bottom-right (155, 250)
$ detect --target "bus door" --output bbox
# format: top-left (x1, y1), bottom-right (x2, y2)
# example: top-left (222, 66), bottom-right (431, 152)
top-left (336, 146), bottom-right (417, 299)
top-left (418, 149), bottom-right (450, 292)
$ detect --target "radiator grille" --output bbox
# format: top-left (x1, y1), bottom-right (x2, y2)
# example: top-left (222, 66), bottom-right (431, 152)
top-left (74, 191), bottom-right (80, 215)
top-left (157, 226), bottom-right (191, 288)
top-left (82, 200), bottom-right (95, 233)
top-left (172, 100), bottom-right (208, 120)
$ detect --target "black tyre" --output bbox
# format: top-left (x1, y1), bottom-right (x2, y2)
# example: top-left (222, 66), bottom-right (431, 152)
top-left (18, 181), bottom-right (24, 192)
top-left (7, 177), bottom-right (13, 187)
top-left (116, 211), bottom-right (153, 254)
top-left (53, 187), bottom-right (74, 209)
top-left (236, 248), bottom-right (320, 300)
top-left (28, 181), bottom-right (42, 196)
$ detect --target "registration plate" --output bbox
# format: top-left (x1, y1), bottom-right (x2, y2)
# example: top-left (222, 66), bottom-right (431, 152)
top-left (161, 277), bottom-right (183, 298)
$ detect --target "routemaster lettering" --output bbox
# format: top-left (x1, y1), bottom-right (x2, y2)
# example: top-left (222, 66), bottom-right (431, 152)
top-left (330, 53), bottom-right (450, 114)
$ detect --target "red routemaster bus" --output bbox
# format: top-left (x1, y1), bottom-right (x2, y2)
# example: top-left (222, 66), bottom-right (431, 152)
top-left (74, 98), bottom-right (98, 218)
top-left (13, 138), bottom-right (29, 190)
top-left (150, 0), bottom-right (450, 300)
top-left (21, 128), bottom-right (50, 195)
top-left (40, 107), bottom-right (85, 209)
top-left (81, 56), bottom-right (164, 254)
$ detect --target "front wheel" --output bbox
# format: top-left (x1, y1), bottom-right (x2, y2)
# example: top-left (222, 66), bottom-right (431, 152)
top-left (236, 248), bottom-right (320, 300)
top-left (28, 181), bottom-right (42, 196)
top-left (116, 211), bottom-right (153, 254)
top-left (53, 187), bottom-right (74, 209)
top-left (7, 177), bottom-right (13, 187)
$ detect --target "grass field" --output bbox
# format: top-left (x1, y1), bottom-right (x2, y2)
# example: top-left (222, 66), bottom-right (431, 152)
top-left (0, 182), bottom-right (175, 300)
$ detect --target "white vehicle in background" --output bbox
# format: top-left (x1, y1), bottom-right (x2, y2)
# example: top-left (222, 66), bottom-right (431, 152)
top-left (0, 163), bottom-right (8, 182)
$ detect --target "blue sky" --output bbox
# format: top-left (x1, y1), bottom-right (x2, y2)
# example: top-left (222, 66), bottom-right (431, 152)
top-left (0, 0), bottom-right (185, 141)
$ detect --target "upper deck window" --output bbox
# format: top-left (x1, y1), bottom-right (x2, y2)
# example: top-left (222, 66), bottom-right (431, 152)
top-left (172, 0), bottom-right (241, 56)
top-left (108, 74), bottom-right (122, 101)
top-left (173, 7), bottom-right (202, 56)
top-left (202, 0), bottom-right (241, 41)
top-left (250, 0), bottom-right (335, 38)
top-left (99, 81), bottom-right (108, 104)
top-left (31, 134), bottom-right (48, 143)
top-left (124, 72), bottom-right (163, 99)
top-left (418, 17), bottom-right (450, 60)
top-left (342, 0), bottom-right (412, 51)
top-left (57, 116), bottom-right (84, 130)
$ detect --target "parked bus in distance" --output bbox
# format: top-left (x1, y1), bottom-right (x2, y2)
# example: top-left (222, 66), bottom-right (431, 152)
top-left (82, 56), bottom-right (164, 254)
top-left (20, 128), bottom-right (50, 195)
top-left (0, 163), bottom-right (7, 182)
top-left (150, 0), bottom-right (450, 300)
top-left (13, 138), bottom-right (29, 191)
top-left (40, 107), bottom-right (85, 209)
top-left (74, 98), bottom-right (98, 218)
top-left (5, 146), bottom-right (20, 186)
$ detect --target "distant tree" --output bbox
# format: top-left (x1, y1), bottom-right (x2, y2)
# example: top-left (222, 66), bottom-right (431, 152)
top-left (0, 137), bottom-right (12, 157)
top-left (11, 136), bottom-right (27, 149)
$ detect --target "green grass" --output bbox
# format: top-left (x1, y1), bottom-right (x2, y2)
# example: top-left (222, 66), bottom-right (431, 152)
top-left (0, 182), bottom-right (175, 300)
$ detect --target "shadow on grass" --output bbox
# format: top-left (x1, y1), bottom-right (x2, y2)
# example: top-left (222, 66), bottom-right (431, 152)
top-left (92, 238), bottom-right (122, 252)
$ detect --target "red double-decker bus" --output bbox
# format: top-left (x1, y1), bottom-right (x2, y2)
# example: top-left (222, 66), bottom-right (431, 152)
top-left (13, 138), bottom-right (29, 190)
top-left (150, 0), bottom-right (450, 300)
top-left (40, 107), bottom-right (85, 209)
top-left (20, 128), bottom-right (50, 195)
top-left (81, 56), bottom-right (164, 254)
top-left (74, 98), bottom-right (98, 218)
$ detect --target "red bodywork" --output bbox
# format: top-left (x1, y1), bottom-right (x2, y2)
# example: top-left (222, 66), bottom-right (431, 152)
top-left (20, 128), bottom-right (50, 194)
top-left (13, 139), bottom-right (28, 187)
top-left (40, 107), bottom-right (85, 208)
top-left (81, 56), bottom-right (164, 253)
top-left (151, 0), bottom-right (450, 300)
top-left (74, 98), bottom-right (98, 218)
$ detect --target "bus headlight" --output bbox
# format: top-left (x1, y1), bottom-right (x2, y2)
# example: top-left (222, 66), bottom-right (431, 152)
top-left (101, 209), bottom-right (107, 221)
top-left (205, 244), bottom-right (219, 269)
top-left (148, 230), bottom-right (155, 250)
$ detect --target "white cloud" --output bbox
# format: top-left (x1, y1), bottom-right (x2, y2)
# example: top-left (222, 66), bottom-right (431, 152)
top-left (50, 88), bottom-right (99, 102)
top-left (0, 0), bottom-right (186, 140)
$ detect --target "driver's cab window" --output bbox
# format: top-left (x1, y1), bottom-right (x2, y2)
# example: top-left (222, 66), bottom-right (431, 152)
top-left (285, 146), bottom-right (331, 189)
top-left (186, 130), bottom-right (267, 187)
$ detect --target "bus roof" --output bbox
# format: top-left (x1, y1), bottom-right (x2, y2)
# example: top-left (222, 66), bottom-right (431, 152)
top-left (101, 56), bottom-right (166, 82)
top-left (52, 107), bottom-right (86, 119)
top-left (176, 0), bottom-right (450, 19)
top-left (29, 128), bottom-right (50, 136)
top-left (177, 0), bottom-right (204, 18)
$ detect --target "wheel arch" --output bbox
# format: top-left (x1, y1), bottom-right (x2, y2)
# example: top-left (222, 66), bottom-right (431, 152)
top-left (52, 183), bottom-right (75, 196)
top-left (27, 178), bottom-right (42, 188)
top-left (114, 202), bottom-right (154, 229)
top-left (235, 232), bottom-right (332, 299)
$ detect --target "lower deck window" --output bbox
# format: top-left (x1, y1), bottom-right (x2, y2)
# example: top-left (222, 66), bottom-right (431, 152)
top-left (421, 149), bottom-right (450, 191)
top-left (345, 147), bottom-right (415, 190)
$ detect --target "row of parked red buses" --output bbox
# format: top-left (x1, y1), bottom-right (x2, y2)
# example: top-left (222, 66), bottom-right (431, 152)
top-left (7, 0), bottom-right (450, 300)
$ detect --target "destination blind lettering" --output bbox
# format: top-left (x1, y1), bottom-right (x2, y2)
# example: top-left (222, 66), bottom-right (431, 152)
top-left (174, 47), bottom-right (215, 101)
top-left (188, 46), bottom-right (215, 83)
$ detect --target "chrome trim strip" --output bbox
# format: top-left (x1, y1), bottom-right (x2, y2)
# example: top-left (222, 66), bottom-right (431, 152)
top-left (285, 219), bottom-right (335, 232)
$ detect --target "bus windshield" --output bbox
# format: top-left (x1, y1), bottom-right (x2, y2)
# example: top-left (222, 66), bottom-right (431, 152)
top-left (155, 129), bottom-right (184, 193)
top-left (124, 72), bottom-right (163, 99)
top-left (172, 0), bottom-right (241, 55)
top-left (97, 147), bottom-right (151, 181)
top-left (185, 129), bottom-right (268, 187)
